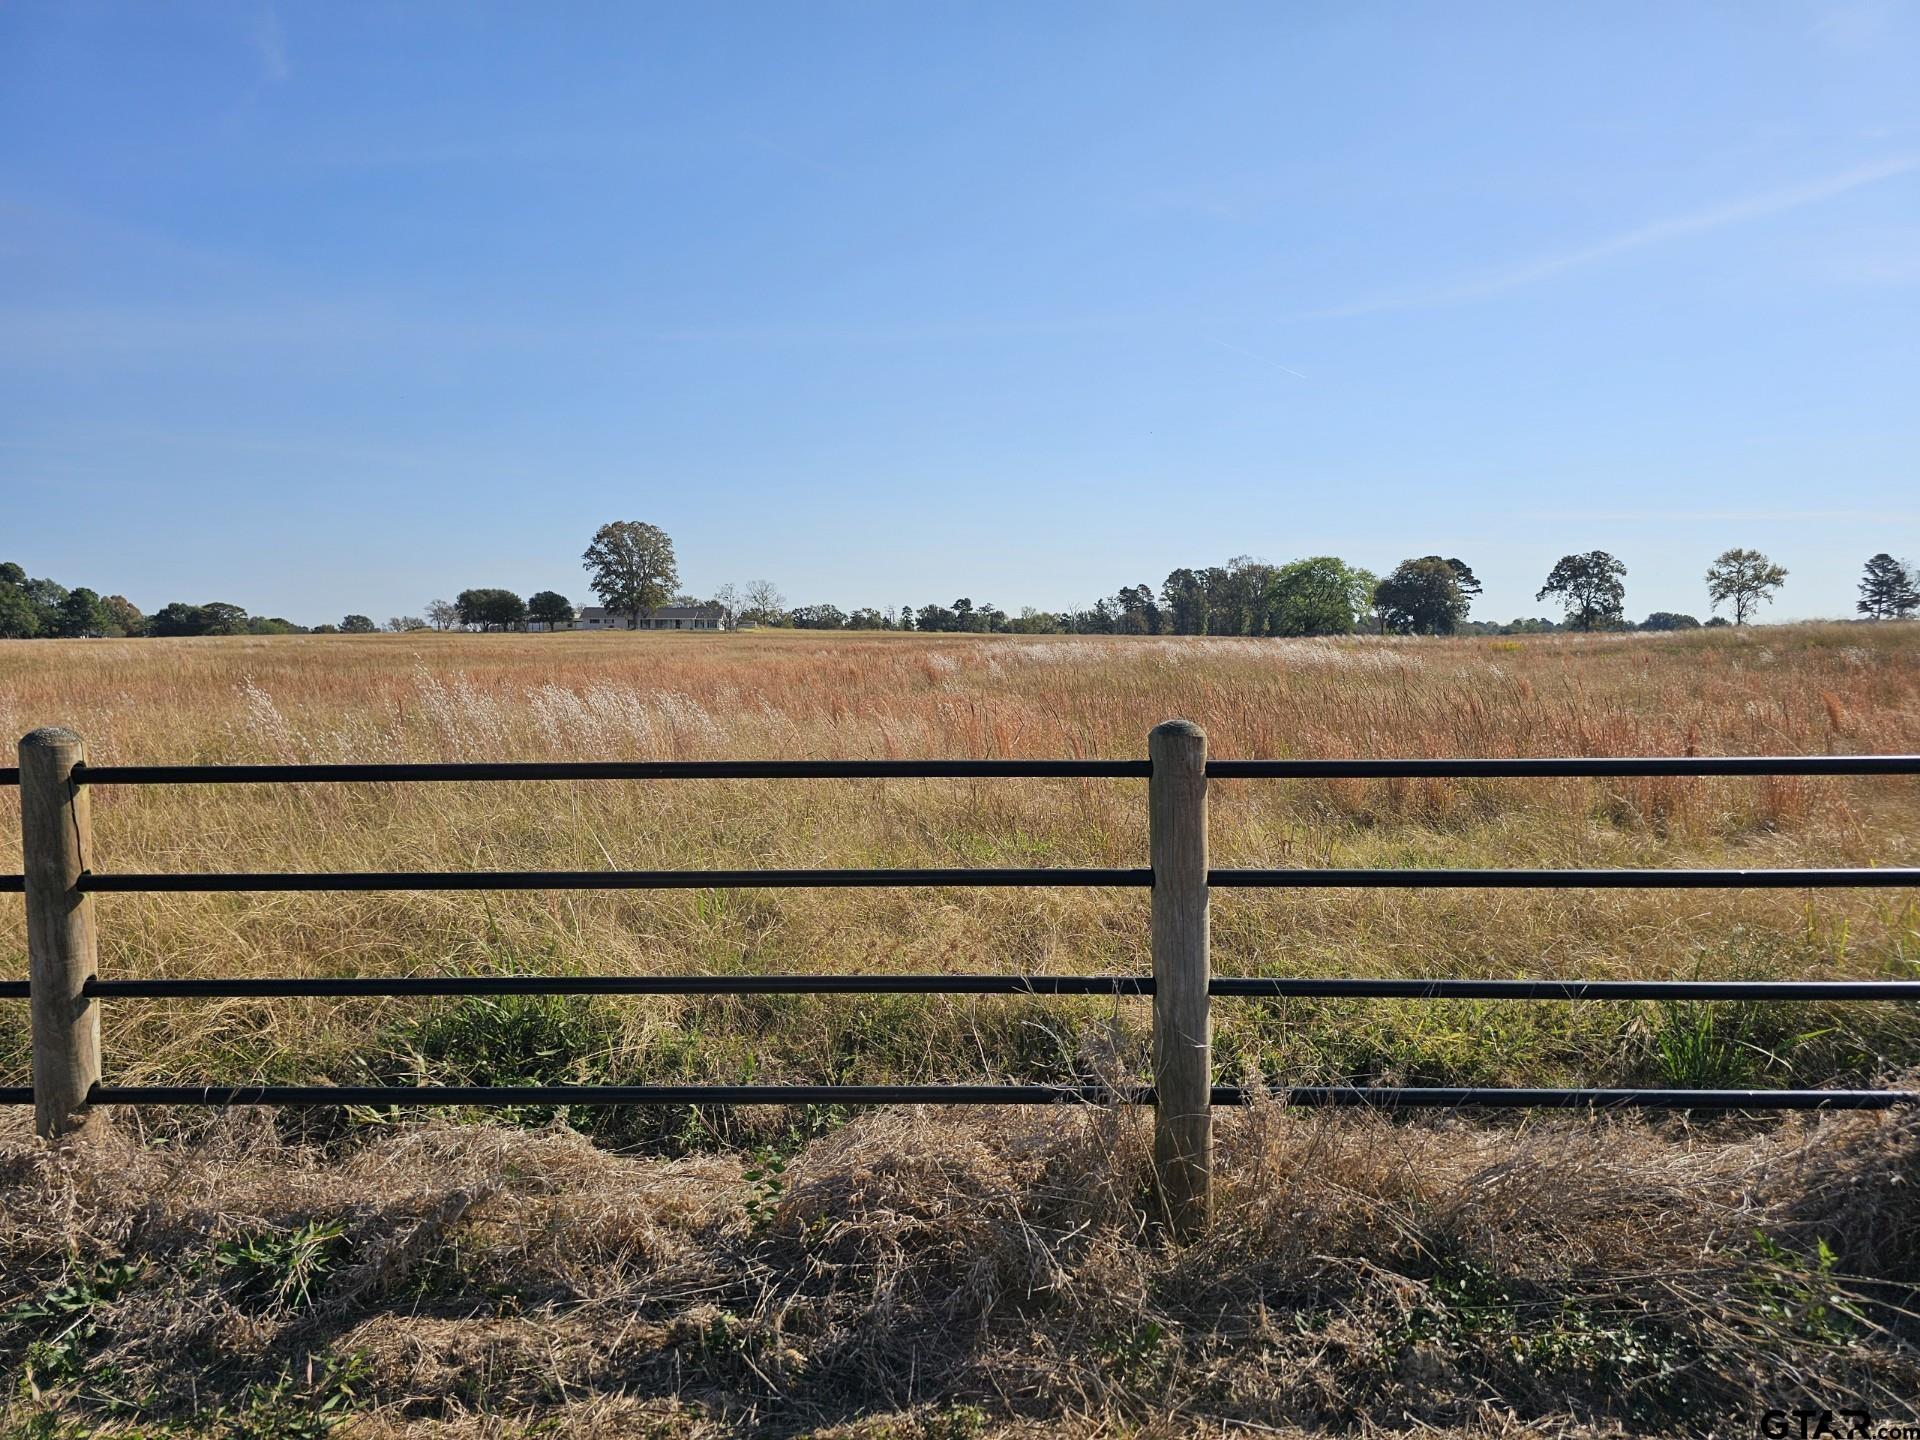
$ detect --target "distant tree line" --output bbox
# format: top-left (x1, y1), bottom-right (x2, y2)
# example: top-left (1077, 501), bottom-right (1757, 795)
top-left (5, 540), bottom-right (1916, 640)
top-left (0, 562), bottom-right (148, 638)
top-left (740, 546), bottom-right (1907, 637)
top-left (0, 559), bottom-right (414, 638)
top-left (0, 563), bottom-right (311, 638)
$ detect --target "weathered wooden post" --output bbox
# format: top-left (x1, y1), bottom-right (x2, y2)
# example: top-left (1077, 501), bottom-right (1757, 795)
top-left (1149, 718), bottom-right (1210, 1236)
top-left (20, 728), bottom-right (101, 1140)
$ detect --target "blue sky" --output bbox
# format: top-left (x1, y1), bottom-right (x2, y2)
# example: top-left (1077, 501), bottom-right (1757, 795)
top-left (3, 1), bottom-right (1916, 626)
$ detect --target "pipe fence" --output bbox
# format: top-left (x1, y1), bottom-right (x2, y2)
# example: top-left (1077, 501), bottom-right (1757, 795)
top-left (7, 722), bottom-right (1919, 1234)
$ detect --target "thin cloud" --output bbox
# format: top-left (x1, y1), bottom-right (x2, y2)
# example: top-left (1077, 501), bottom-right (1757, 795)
top-left (254, 7), bottom-right (289, 84)
top-left (1207, 339), bottom-right (1308, 380)
top-left (1317, 155), bottom-right (1920, 318)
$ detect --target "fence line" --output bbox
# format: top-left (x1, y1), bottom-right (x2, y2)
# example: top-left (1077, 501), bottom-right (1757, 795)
top-left (7, 723), bottom-right (1920, 1235)
top-left (9, 975), bottom-right (1918, 1001)
top-left (17, 752), bottom-right (1916, 784)
top-left (2, 1084), bottom-right (1909, 1112)
top-left (42, 866), bottom-right (1920, 893)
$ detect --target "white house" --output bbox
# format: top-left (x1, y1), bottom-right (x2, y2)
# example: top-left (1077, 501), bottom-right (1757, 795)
top-left (576, 604), bottom-right (728, 632)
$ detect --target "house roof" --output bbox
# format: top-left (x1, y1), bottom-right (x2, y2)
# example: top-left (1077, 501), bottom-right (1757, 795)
top-left (577, 604), bottom-right (724, 619)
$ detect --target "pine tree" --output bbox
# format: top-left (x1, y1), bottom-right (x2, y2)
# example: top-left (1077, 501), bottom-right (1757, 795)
top-left (1857, 554), bottom-right (1920, 620)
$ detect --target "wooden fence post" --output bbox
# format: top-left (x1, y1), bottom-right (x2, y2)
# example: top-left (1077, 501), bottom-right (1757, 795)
top-left (1149, 718), bottom-right (1210, 1236)
top-left (20, 728), bottom-right (101, 1141)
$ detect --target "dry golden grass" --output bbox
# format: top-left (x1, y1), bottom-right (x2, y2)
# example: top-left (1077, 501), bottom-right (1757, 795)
top-left (1, 1098), bottom-right (1915, 1435)
top-left (2, 624), bottom-right (1919, 1435)
top-left (1, 623), bottom-right (1916, 1100)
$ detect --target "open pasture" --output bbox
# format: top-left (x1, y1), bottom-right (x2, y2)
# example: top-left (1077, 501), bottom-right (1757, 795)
top-left (4, 623), bottom-right (1920, 1435)
top-left (2, 623), bottom-right (1916, 1120)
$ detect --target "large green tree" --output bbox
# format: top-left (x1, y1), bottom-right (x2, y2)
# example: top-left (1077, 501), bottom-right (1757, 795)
top-left (1537, 551), bottom-right (1627, 631)
top-left (1195, 557), bottom-right (1274, 636)
top-left (583, 521), bottom-right (678, 628)
top-left (1856, 554), bottom-right (1918, 621)
top-left (1113, 584), bottom-right (1161, 634)
top-left (1159, 568), bottom-right (1208, 634)
top-left (101, 595), bottom-right (145, 636)
top-left (147, 602), bottom-right (207, 637)
top-left (1704, 547), bottom-right (1786, 626)
top-left (0, 562), bottom-right (41, 637)
top-left (455, 588), bottom-right (526, 631)
top-left (57, 587), bottom-right (110, 637)
top-left (198, 603), bottom-right (253, 635)
top-left (528, 590), bottom-right (575, 628)
top-left (1417, 556), bottom-right (1482, 598)
top-left (0, 588), bottom-right (38, 637)
top-left (1267, 556), bottom-right (1374, 636)
top-left (23, 576), bottom-right (67, 618)
top-left (1375, 556), bottom-right (1470, 634)
top-left (146, 601), bottom-right (253, 637)
top-left (1, 570), bottom-right (70, 636)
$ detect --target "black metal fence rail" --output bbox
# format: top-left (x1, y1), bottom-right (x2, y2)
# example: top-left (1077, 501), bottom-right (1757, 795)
top-left (7, 974), bottom-right (1917, 1002)
top-left (73, 866), bottom-right (1153, 893)
top-left (56, 865), bottom-right (1920, 892)
top-left (46, 1084), bottom-right (1920, 1111)
top-left (0, 1079), bottom-right (1913, 1111)
top-left (43, 753), bottom-right (1920, 783)
top-left (70, 758), bottom-right (1151, 784)
top-left (6, 736), bottom-right (1919, 1172)
top-left (1212, 867), bottom-right (1920, 888)
top-left (1208, 756), bottom-right (1920, 778)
